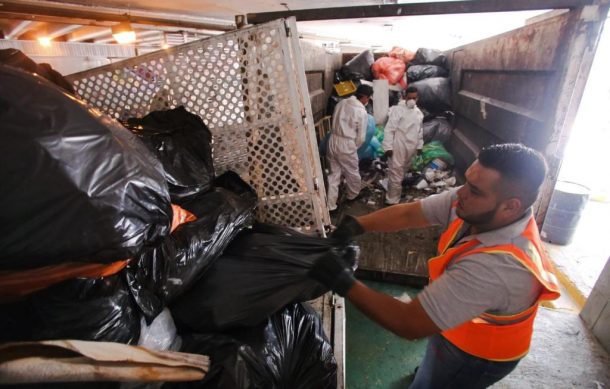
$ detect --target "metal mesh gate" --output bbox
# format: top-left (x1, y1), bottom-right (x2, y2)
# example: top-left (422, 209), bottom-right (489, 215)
top-left (67, 18), bottom-right (329, 234)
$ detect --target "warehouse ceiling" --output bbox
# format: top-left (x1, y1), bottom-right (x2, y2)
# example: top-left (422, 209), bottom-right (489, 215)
top-left (0, 0), bottom-right (566, 52)
top-left (0, 0), bottom-right (383, 50)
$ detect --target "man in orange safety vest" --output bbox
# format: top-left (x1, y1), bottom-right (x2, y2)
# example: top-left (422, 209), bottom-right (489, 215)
top-left (310, 143), bottom-right (560, 388)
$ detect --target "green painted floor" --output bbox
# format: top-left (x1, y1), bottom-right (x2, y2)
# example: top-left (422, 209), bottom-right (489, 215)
top-left (346, 280), bottom-right (428, 389)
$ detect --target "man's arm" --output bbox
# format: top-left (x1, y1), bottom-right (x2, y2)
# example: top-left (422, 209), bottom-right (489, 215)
top-left (381, 109), bottom-right (399, 152)
top-left (357, 201), bottom-right (430, 233)
top-left (417, 116), bottom-right (424, 151)
top-left (355, 110), bottom-right (368, 148)
top-left (346, 281), bottom-right (441, 340)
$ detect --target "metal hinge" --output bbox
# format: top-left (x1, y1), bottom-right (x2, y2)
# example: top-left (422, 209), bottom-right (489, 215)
top-left (284, 22), bottom-right (291, 37)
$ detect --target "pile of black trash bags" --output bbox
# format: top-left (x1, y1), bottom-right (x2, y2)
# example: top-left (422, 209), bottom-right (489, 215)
top-left (0, 52), bottom-right (356, 388)
top-left (337, 47), bottom-right (454, 145)
top-left (407, 48), bottom-right (454, 145)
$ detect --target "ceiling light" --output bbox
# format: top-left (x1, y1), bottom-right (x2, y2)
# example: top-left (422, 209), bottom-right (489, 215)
top-left (38, 36), bottom-right (51, 47)
top-left (112, 21), bottom-right (136, 44)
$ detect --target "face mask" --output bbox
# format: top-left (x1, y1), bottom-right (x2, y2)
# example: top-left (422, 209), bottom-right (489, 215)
top-left (406, 99), bottom-right (416, 109)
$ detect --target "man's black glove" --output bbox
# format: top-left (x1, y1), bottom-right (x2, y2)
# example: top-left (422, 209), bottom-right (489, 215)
top-left (309, 252), bottom-right (356, 297)
top-left (330, 214), bottom-right (364, 243)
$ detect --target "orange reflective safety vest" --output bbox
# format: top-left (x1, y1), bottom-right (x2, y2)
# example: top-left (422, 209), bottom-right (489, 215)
top-left (428, 206), bottom-right (560, 361)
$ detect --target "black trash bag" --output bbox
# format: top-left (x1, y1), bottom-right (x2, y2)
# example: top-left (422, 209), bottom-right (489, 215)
top-left (407, 64), bottom-right (449, 83)
top-left (402, 172), bottom-right (424, 188)
top-left (341, 50), bottom-right (374, 81)
top-left (411, 48), bottom-right (448, 68)
top-left (389, 90), bottom-right (402, 107)
top-left (0, 48), bottom-right (75, 94)
top-left (0, 271), bottom-right (141, 344)
top-left (259, 303), bottom-right (336, 389)
top-left (169, 333), bottom-right (270, 389)
top-left (423, 117), bottom-right (453, 144)
top-left (0, 65), bottom-right (171, 270)
top-left (409, 77), bottom-right (452, 114)
top-left (129, 172), bottom-right (258, 315)
top-left (124, 106), bottom-right (215, 205)
top-left (169, 303), bottom-right (336, 389)
top-left (171, 223), bottom-right (359, 332)
top-left (182, 171), bottom-right (256, 218)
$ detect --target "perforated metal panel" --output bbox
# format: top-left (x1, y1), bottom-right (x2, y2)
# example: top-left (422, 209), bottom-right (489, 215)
top-left (67, 18), bottom-right (329, 234)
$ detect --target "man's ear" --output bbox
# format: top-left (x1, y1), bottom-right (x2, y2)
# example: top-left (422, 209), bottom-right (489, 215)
top-left (501, 197), bottom-right (523, 217)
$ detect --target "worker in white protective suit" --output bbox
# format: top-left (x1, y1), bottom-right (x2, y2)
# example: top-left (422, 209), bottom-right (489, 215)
top-left (383, 86), bottom-right (423, 205)
top-left (327, 84), bottom-right (374, 211)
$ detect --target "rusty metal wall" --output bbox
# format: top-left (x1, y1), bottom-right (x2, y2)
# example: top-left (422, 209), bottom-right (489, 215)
top-left (445, 5), bottom-right (609, 224)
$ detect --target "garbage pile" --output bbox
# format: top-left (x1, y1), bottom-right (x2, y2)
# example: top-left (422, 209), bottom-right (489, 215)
top-left (0, 52), bottom-right (352, 388)
top-left (323, 46), bottom-right (458, 206)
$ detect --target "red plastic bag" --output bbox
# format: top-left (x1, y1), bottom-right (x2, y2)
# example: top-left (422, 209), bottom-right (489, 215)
top-left (388, 46), bottom-right (416, 64)
top-left (372, 57), bottom-right (407, 88)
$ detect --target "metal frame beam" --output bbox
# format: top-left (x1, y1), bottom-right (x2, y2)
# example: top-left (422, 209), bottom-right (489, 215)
top-left (246, 0), bottom-right (592, 24)
top-left (0, 0), bottom-right (235, 31)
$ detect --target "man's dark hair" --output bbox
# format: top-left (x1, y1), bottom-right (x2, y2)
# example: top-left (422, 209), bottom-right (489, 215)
top-left (405, 86), bottom-right (418, 94)
top-left (478, 143), bottom-right (547, 209)
top-left (355, 84), bottom-right (373, 98)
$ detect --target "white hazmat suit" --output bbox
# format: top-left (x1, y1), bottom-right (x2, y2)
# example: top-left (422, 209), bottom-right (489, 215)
top-left (382, 99), bottom-right (424, 204)
top-left (327, 96), bottom-right (369, 211)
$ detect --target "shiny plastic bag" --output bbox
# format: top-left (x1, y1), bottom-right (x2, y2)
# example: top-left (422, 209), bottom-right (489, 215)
top-left (409, 77), bottom-right (452, 114)
top-left (0, 271), bottom-right (141, 344)
top-left (171, 223), bottom-right (358, 332)
top-left (341, 50), bottom-right (374, 81)
top-left (423, 117), bottom-right (453, 144)
top-left (0, 65), bottom-right (171, 270)
top-left (138, 308), bottom-right (179, 351)
top-left (124, 107), bottom-right (215, 204)
top-left (388, 46), bottom-right (416, 64)
top-left (129, 172), bottom-right (258, 314)
top-left (407, 64), bottom-right (449, 82)
top-left (411, 48), bottom-right (448, 68)
top-left (371, 57), bottom-right (407, 88)
top-left (170, 303), bottom-right (336, 389)
top-left (412, 140), bottom-right (455, 171)
top-left (0, 48), bottom-right (75, 94)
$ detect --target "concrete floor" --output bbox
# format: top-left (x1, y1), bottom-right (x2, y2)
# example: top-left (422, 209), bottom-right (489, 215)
top-left (492, 306), bottom-right (610, 388)
top-left (543, 199), bottom-right (610, 301)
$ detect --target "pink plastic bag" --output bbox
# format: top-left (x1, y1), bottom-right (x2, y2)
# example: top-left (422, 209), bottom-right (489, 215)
top-left (389, 46), bottom-right (416, 64)
top-left (371, 57), bottom-right (407, 88)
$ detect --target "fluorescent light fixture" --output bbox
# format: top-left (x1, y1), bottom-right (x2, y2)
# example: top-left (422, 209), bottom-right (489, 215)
top-left (38, 36), bottom-right (51, 46)
top-left (112, 21), bottom-right (136, 44)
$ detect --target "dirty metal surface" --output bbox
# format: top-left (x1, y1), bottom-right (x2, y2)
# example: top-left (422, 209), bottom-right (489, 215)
top-left (338, 195), bottom-right (441, 286)
top-left (445, 6), bottom-right (609, 226)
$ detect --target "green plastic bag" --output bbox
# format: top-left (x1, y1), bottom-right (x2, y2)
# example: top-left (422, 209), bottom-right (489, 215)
top-left (411, 141), bottom-right (455, 171)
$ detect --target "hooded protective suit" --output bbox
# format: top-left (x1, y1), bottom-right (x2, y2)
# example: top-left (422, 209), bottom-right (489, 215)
top-left (383, 99), bottom-right (424, 204)
top-left (327, 96), bottom-right (368, 211)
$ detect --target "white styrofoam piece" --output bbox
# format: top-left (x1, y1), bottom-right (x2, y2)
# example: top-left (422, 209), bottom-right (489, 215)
top-left (373, 79), bottom-right (389, 125)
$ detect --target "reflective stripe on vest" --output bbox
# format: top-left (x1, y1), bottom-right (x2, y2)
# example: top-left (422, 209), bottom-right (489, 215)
top-left (428, 210), bottom-right (561, 361)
